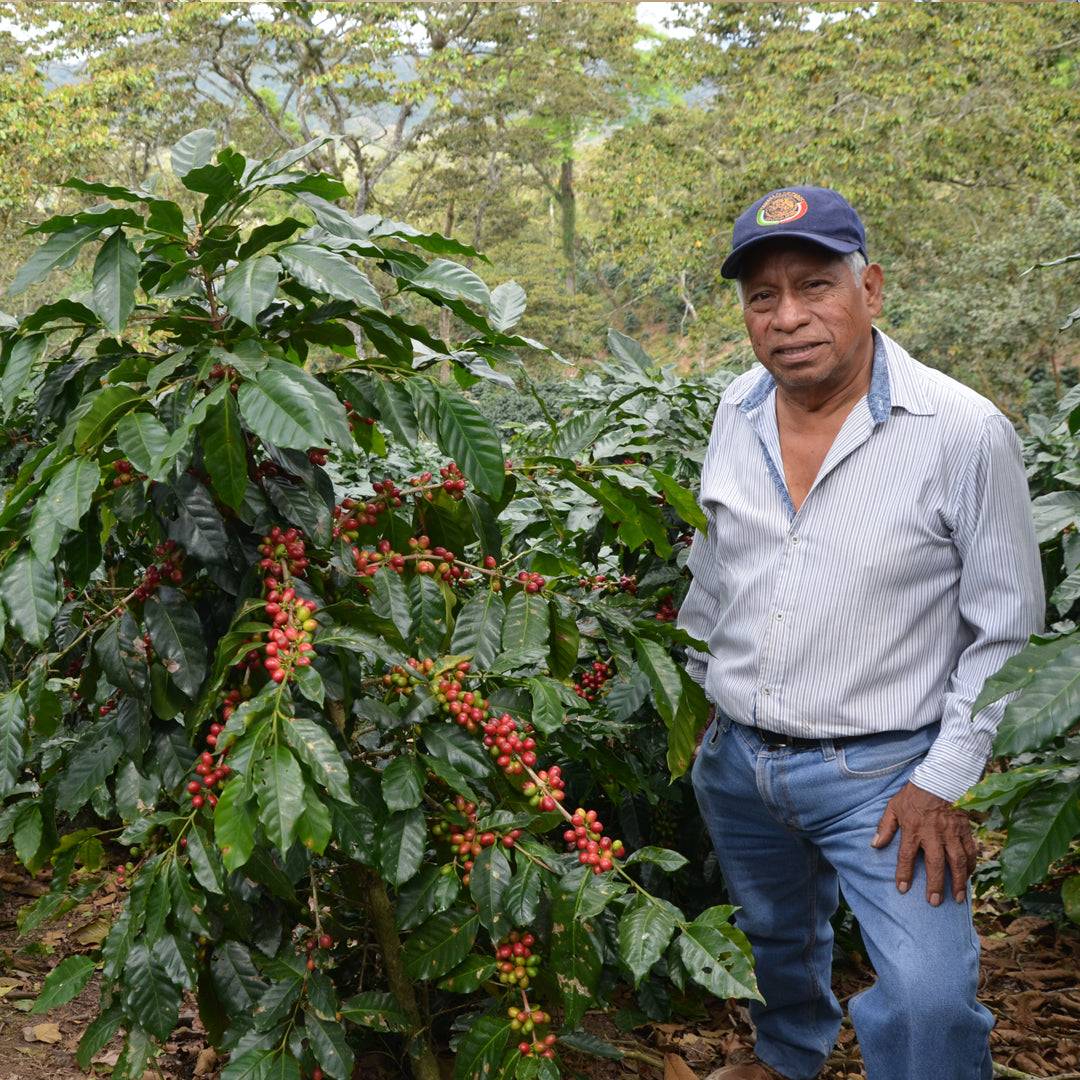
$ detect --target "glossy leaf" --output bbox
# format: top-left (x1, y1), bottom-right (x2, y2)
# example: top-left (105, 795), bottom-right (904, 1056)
top-left (369, 565), bottom-right (413, 642)
top-left (1000, 781), bottom-right (1080, 895)
top-left (411, 258), bottom-right (491, 307)
top-left (171, 128), bottom-right (217, 179)
top-left (237, 364), bottom-right (326, 451)
top-left (488, 280), bottom-right (527, 333)
top-left (402, 907), bottom-right (480, 981)
top-left (502, 591), bottom-right (550, 657)
top-left (54, 722), bottom-right (125, 817)
top-left (504, 859), bottom-right (542, 926)
top-left (432, 385), bottom-right (505, 500)
top-left (303, 1012), bottom-right (354, 1080)
top-left (381, 754), bottom-right (425, 811)
top-left (338, 991), bottom-right (410, 1031)
top-left (255, 745), bottom-right (305, 854)
top-left (370, 376), bottom-right (419, 444)
top-left (30, 457), bottom-right (101, 565)
top-left (9, 222), bottom-right (105, 296)
top-left (0, 690), bottom-right (27, 798)
top-left (144, 588), bottom-right (207, 699)
top-left (550, 871), bottom-right (605, 1029)
top-left (30, 954), bottom-right (96, 1013)
top-left (219, 256), bottom-right (281, 328)
top-left (617, 895), bottom-right (677, 986)
top-left (453, 1012), bottom-right (512, 1080)
top-left (279, 243), bottom-right (382, 309)
top-left (199, 397), bottom-right (247, 509)
top-left (377, 807), bottom-right (426, 887)
top-left (993, 644), bottom-right (1080, 756)
top-left (117, 412), bottom-right (173, 479)
top-left (92, 228), bottom-right (140, 334)
top-left (470, 844), bottom-right (512, 937)
top-left (1, 333), bottom-right (46, 417)
top-left (73, 385), bottom-right (144, 453)
top-left (450, 590), bottom-right (505, 670)
top-left (407, 572), bottom-right (449, 657)
top-left (395, 864), bottom-right (462, 931)
top-left (122, 943), bottom-right (181, 1042)
top-left (438, 955), bottom-right (497, 995)
top-left (674, 919), bottom-right (761, 1002)
top-left (285, 719), bottom-right (352, 804)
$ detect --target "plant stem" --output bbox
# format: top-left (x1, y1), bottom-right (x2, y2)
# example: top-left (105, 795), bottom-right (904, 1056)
top-left (355, 865), bottom-right (441, 1080)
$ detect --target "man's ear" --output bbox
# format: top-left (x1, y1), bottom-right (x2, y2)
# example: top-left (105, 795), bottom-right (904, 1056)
top-left (863, 262), bottom-right (885, 319)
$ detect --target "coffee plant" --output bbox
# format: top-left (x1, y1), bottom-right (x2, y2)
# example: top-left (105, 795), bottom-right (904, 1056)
top-left (963, 372), bottom-right (1080, 923)
top-left (0, 131), bottom-right (753, 1080)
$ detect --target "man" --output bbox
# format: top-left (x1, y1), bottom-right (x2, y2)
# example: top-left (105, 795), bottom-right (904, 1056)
top-left (678, 187), bottom-right (1043, 1080)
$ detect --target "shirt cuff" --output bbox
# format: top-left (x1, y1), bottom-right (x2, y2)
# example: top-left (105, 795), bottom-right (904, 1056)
top-left (684, 648), bottom-right (709, 689)
top-left (909, 730), bottom-right (996, 803)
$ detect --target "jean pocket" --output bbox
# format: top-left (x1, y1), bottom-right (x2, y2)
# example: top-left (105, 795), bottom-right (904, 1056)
top-left (836, 728), bottom-right (934, 779)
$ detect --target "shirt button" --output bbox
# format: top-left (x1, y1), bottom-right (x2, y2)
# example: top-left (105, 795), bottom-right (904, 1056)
top-left (790, 535), bottom-right (799, 544)
top-left (762, 686), bottom-right (771, 695)
top-left (775, 613), bottom-right (783, 621)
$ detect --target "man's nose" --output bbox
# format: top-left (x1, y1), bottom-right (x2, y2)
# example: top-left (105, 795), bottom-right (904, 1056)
top-left (772, 290), bottom-right (811, 330)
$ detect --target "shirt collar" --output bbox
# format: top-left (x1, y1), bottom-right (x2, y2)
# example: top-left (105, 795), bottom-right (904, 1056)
top-left (735, 328), bottom-right (935, 423)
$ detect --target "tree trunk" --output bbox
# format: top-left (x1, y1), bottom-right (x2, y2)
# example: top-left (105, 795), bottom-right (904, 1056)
top-left (356, 866), bottom-right (442, 1080)
top-left (560, 157), bottom-right (577, 295)
top-left (440, 197), bottom-right (455, 384)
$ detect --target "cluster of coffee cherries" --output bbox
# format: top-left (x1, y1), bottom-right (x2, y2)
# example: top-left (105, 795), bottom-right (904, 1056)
top-left (431, 796), bottom-right (485, 886)
top-left (520, 766), bottom-right (566, 813)
top-left (208, 362), bottom-right (240, 392)
top-left (354, 538), bottom-right (407, 578)
top-left (432, 660), bottom-right (486, 730)
top-left (111, 459), bottom-right (143, 488)
top-left (655, 594), bottom-right (679, 623)
top-left (573, 659), bottom-right (613, 702)
top-left (382, 656), bottom-right (433, 697)
top-left (341, 398), bottom-right (377, 432)
top-left (416, 543), bottom-right (473, 587)
top-left (258, 525), bottom-right (310, 577)
top-left (578, 573), bottom-right (608, 591)
top-left (435, 462), bottom-right (467, 500)
top-left (185, 722), bottom-right (230, 810)
top-left (495, 929), bottom-right (541, 989)
top-left (483, 713), bottom-right (538, 775)
top-left (512, 569), bottom-right (546, 595)
top-left (564, 807), bottom-right (625, 874)
top-left (132, 540), bottom-right (186, 600)
top-left (303, 931), bottom-right (334, 972)
top-left (260, 582), bottom-right (318, 684)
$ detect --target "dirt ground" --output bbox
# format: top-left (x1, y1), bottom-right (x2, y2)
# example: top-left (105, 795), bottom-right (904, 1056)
top-left (2, 852), bottom-right (1079, 1080)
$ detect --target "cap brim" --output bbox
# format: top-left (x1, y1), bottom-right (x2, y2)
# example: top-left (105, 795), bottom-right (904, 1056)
top-left (721, 233), bottom-right (863, 279)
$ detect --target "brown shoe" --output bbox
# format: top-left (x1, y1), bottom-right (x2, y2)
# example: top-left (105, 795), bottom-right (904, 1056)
top-left (704, 1062), bottom-right (786, 1080)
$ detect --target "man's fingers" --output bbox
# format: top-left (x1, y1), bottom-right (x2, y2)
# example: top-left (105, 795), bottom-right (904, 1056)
top-left (921, 845), bottom-right (946, 906)
top-left (894, 835), bottom-right (917, 895)
top-left (872, 805), bottom-right (899, 849)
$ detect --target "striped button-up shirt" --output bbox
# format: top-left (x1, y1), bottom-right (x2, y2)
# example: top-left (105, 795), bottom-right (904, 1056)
top-left (678, 329), bottom-right (1043, 802)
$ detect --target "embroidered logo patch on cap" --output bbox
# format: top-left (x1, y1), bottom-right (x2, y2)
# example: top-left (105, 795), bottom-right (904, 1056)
top-left (757, 191), bottom-right (808, 227)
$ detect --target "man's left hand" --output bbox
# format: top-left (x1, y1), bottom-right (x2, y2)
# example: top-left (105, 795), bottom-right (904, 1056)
top-left (871, 781), bottom-right (977, 906)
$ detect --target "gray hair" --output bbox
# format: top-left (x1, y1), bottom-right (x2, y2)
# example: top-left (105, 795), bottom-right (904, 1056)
top-left (736, 250), bottom-right (868, 305)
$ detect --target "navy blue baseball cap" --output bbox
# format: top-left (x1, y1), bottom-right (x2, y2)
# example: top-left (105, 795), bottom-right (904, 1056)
top-left (720, 186), bottom-right (868, 279)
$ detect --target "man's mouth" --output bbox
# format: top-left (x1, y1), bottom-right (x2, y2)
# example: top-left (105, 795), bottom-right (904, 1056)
top-left (773, 342), bottom-right (822, 361)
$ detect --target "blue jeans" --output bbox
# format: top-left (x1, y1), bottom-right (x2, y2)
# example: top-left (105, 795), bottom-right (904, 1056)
top-left (692, 714), bottom-right (993, 1080)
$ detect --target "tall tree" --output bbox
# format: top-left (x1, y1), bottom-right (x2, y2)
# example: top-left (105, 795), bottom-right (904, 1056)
top-left (587, 2), bottom-right (1080, 381)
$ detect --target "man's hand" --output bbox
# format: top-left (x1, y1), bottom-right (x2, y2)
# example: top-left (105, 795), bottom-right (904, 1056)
top-left (871, 781), bottom-right (977, 906)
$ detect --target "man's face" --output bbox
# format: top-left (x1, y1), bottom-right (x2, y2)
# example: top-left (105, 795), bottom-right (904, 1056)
top-left (739, 240), bottom-right (884, 404)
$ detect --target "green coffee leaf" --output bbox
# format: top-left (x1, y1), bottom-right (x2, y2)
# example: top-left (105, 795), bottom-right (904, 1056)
top-left (402, 907), bottom-right (479, 981)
